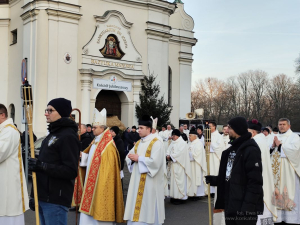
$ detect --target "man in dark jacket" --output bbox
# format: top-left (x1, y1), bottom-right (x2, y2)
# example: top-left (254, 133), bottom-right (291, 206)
top-left (122, 127), bottom-right (130, 154)
top-left (128, 125), bottom-right (140, 150)
top-left (205, 117), bottom-right (263, 225)
top-left (86, 123), bottom-right (95, 139)
top-left (80, 124), bottom-right (93, 151)
top-left (28, 98), bottom-right (80, 225)
top-left (110, 126), bottom-right (125, 172)
top-left (179, 125), bottom-right (188, 142)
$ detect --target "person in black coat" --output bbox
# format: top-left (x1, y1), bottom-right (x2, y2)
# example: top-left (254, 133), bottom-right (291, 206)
top-left (205, 117), bottom-right (263, 225)
top-left (28, 98), bottom-right (80, 224)
top-left (21, 130), bottom-right (37, 148)
top-left (122, 127), bottom-right (130, 154)
top-left (80, 124), bottom-right (93, 151)
top-left (110, 126), bottom-right (125, 171)
top-left (128, 126), bottom-right (140, 150)
top-left (179, 125), bottom-right (188, 142)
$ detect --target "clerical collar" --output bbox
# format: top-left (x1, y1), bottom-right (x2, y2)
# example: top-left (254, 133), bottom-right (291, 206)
top-left (141, 133), bottom-right (152, 141)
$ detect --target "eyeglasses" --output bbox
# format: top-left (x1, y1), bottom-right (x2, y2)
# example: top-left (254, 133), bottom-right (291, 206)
top-left (45, 109), bottom-right (56, 114)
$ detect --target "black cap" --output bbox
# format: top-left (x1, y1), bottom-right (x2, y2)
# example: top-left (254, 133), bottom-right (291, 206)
top-left (132, 126), bottom-right (136, 129)
top-left (172, 129), bottom-right (181, 137)
top-left (273, 127), bottom-right (279, 132)
top-left (247, 119), bottom-right (262, 132)
top-left (262, 127), bottom-right (270, 134)
top-left (86, 124), bottom-right (92, 128)
top-left (47, 98), bottom-right (72, 117)
top-left (228, 117), bottom-right (248, 136)
top-left (110, 126), bottom-right (119, 135)
top-left (138, 115), bottom-right (152, 128)
top-left (189, 127), bottom-right (197, 135)
top-left (197, 125), bottom-right (203, 131)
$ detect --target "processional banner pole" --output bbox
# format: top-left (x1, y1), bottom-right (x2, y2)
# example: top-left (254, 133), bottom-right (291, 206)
top-left (204, 122), bottom-right (212, 225)
top-left (22, 80), bottom-right (40, 225)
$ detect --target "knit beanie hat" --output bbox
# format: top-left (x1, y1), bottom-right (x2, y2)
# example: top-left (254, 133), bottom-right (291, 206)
top-left (47, 98), bottom-right (72, 117)
top-left (247, 119), bottom-right (262, 132)
top-left (110, 126), bottom-right (119, 135)
top-left (228, 117), bottom-right (248, 136)
top-left (172, 129), bottom-right (181, 137)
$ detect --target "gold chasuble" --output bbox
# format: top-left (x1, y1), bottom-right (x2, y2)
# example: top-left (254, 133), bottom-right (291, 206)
top-left (72, 128), bottom-right (125, 223)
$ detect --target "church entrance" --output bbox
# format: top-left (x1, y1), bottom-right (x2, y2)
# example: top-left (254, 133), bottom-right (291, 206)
top-left (95, 90), bottom-right (121, 119)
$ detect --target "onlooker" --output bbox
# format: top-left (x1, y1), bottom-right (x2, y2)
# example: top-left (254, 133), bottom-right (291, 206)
top-left (80, 124), bottom-right (93, 151)
top-left (21, 129), bottom-right (37, 149)
top-left (86, 124), bottom-right (95, 139)
top-left (197, 125), bottom-right (205, 145)
top-left (183, 124), bottom-right (190, 136)
top-left (128, 125), bottom-right (140, 150)
top-left (122, 127), bottom-right (130, 154)
top-left (28, 98), bottom-right (80, 225)
top-left (179, 125), bottom-right (188, 142)
top-left (206, 117), bottom-right (263, 224)
top-left (110, 126), bottom-right (125, 173)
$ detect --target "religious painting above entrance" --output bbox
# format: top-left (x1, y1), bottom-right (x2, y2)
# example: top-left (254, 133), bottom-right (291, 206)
top-left (81, 10), bottom-right (144, 77)
top-left (100, 34), bottom-right (125, 59)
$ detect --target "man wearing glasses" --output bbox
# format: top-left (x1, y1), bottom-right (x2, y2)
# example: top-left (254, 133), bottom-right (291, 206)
top-left (28, 98), bottom-right (80, 225)
top-left (0, 104), bottom-right (29, 225)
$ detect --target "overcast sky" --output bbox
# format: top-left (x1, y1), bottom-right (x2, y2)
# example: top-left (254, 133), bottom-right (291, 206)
top-left (178, 0), bottom-right (300, 84)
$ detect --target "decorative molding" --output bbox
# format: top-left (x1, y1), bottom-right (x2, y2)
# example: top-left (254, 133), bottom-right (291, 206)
top-left (170, 34), bottom-right (197, 46)
top-left (20, 9), bottom-right (39, 21)
top-left (9, 0), bottom-right (21, 7)
top-left (46, 8), bottom-right (82, 20)
top-left (22, 0), bottom-right (81, 9)
top-left (102, 0), bottom-right (176, 15)
top-left (94, 10), bottom-right (133, 29)
top-left (179, 57), bottom-right (193, 64)
top-left (79, 68), bottom-right (144, 80)
top-left (145, 29), bottom-right (172, 39)
top-left (0, 19), bottom-right (10, 26)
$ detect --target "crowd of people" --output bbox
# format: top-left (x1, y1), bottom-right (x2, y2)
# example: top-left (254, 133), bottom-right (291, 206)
top-left (0, 98), bottom-right (299, 225)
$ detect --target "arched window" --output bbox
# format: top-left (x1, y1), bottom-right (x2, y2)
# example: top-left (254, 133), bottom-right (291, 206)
top-left (168, 67), bottom-right (172, 106)
top-left (9, 104), bottom-right (15, 122)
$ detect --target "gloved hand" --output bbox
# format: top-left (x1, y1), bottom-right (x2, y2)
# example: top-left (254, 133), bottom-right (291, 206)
top-left (28, 158), bottom-right (44, 171)
top-left (29, 198), bottom-right (35, 211)
top-left (205, 175), bottom-right (213, 184)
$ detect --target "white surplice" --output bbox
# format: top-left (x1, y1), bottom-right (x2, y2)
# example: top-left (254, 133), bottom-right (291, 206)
top-left (162, 129), bottom-right (173, 154)
top-left (124, 134), bottom-right (165, 225)
top-left (0, 118), bottom-right (29, 224)
top-left (187, 138), bottom-right (207, 197)
top-left (166, 136), bottom-right (192, 200)
top-left (222, 134), bottom-right (231, 150)
top-left (209, 130), bottom-right (225, 193)
top-left (253, 133), bottom-right (277, 224)
top-left (80, 133), bottom-right (115, 225)
top-left (271, 129), bottom-right (300, 224)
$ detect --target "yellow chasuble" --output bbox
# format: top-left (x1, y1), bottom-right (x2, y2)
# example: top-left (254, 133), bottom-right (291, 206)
top-left (72, 129), bottom-right (125, 223)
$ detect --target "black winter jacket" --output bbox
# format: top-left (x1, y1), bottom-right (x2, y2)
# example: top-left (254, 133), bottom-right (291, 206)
top-left (128, 131), bottom-right (140, 150)
top-left (31, 118), bottom-right (80, 207)
top-left (113, 135), bottom-right (125, 170)
top-left (80, 132), bottom-right (93, 151)
top-left (210, 132), bottom-right (264, 217)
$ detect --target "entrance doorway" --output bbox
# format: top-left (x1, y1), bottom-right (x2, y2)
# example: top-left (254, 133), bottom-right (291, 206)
top-left (95, 90), bottom-right (121, 119)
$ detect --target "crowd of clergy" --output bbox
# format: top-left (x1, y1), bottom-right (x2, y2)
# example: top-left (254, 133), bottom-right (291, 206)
top-left (0, 98), bottom-right (300, 225)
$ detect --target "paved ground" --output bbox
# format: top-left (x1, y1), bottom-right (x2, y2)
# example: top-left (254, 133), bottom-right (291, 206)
top-left (25, 165), bottom-right (214, 225)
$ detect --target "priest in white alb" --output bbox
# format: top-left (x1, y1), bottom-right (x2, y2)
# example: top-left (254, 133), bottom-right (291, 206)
top-left (166, 129), bottom-right (192, 205)
top-left (222, 125), bottom-right (231, 149)
top-left (271, 118), bottom-right (300, 224)
top-left (124, 115), bottom-right (165, 225)
top-left (163, 125), bottom-right (173, 154)
top-left (209, 121), bottom-right (225, 193)
top-left (248, 119), bottom-right (277, 225)
top-left (187, 127), bottom-right (207, 199)
top-left (0, 104), bottom-right (29, 225)
top-left (74, 108), bottom-right (125, 225)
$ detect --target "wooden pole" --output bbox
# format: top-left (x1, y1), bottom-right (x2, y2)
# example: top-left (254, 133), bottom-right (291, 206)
top-left (23, 82), bottom-right (40, 225)
top-left (204, 124), bottom-right (212, 225)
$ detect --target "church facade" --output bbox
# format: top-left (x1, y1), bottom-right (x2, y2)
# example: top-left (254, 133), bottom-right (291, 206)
top-left (0, 0), bottom-right (197, 137)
